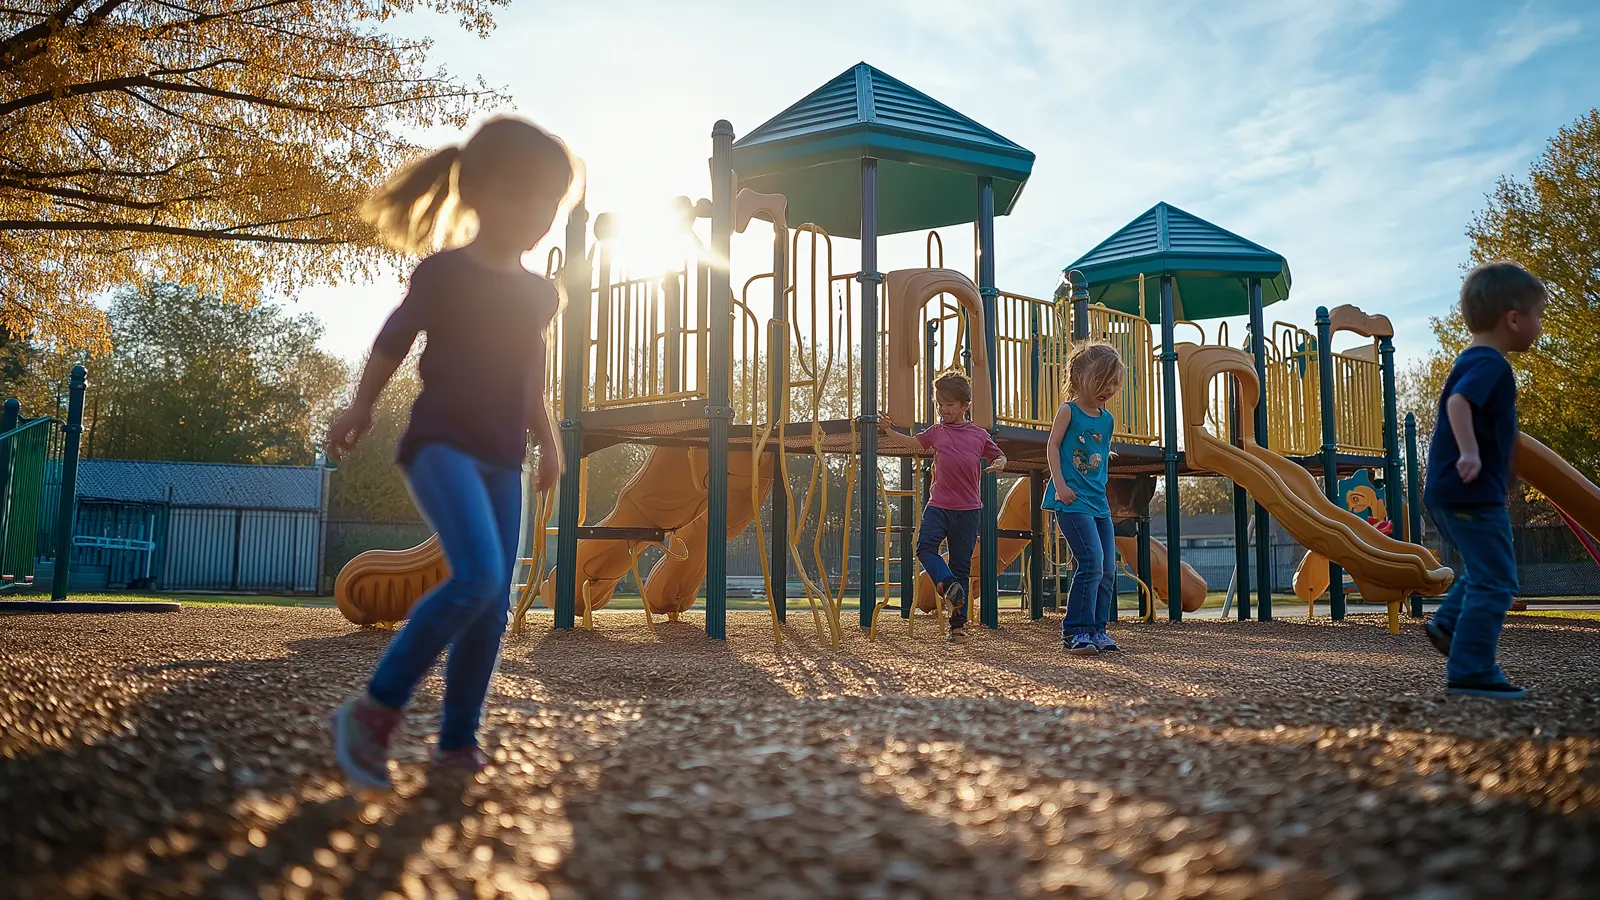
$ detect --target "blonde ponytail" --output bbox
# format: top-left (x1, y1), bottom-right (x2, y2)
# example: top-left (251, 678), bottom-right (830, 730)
top-left (361, 145), bottom-right (465, 254)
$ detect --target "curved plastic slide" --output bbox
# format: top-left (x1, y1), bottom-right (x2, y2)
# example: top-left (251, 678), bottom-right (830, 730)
top-left (1114, 534), bottom-right (1207, 613)
top-left (913, 478), bottom-right (1029, 612)
top-left (636, 451), bottom-right (774, 614)
top-left (1515, 433), bottom-right (1600, 536)
top-left (539, 447), bottom-right (772, 614)
top-left (1177, 345), bottom-right (1452, 615)
top-left (1293, 519), bottom-right (1395, 607)
top-left (335, 534), bottom-right (449, 625)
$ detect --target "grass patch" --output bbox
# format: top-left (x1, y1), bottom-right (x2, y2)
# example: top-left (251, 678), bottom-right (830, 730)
top-left (42, 592), bottom-right (335, 609)
top-left (1514, 609), bottom-right (1600, 622)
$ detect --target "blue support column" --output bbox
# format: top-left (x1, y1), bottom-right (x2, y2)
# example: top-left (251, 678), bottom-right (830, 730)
top-left (1315, 306), bottom-right (1344, 620)
top-left (1065, 269), bottom-right (1089, 341)
top-left (1380, 334), bottom-right (1405, 615)
top-left (977, 177), bottom-right (1000, 629)
top-left (553, 197), bottom-right (590, 630)
top-left (1248, 279), bottom-right (1273, 620)
top-left (705, 121), bottom-right (735, 639)
top-left (1406, 413), bottom-right (1425, 618)
top-left (1159, 276), bottom-right (1182, 621)
top-left (768, 213), bottom-right (789, 621)
top-left (50, 366), bottom-right (86, 601)
top-left (857, 156), bottom-right (881, 629)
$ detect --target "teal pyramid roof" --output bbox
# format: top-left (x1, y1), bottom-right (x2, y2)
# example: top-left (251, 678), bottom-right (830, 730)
top-left (1066, 203), bottom-right (1291, 323)
top-left (731, 63), bottom-right (1035, 237)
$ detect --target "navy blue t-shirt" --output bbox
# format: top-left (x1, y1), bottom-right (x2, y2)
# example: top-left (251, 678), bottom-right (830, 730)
top-left (1423, 346), bottom-right (1517, 508)
top-left (374, 249), bottom-right (558, 468)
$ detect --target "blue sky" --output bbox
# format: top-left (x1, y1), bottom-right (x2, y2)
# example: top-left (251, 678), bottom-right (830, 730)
top-left (295, 0), bottom-right (1600, 367)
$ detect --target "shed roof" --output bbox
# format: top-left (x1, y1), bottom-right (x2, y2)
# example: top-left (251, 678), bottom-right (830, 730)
top-left (74, 459), bottom-right (324, 510)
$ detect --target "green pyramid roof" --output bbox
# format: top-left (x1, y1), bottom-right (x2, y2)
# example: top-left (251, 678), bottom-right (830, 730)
top-left (1066, 202), bottom-right (1291, 323)
top-left (731, 63), bottom-right (1035, 238)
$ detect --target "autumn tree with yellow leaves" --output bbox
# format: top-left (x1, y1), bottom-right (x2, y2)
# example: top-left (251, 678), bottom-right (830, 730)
top-left (1405, 108), bottom-right (1600, 481)
top-left (0, 0), bottom-right (505, 352)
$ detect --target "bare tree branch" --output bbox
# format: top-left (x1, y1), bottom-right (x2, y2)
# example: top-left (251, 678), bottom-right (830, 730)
top-left (0, 2), bottom-right (94, 65)
top-left (0, 218), bottom-right (352, 245)
top-left (0, 72), bottom-right (321, 117)
top-left (0, 175), bottom-right (221, 210)
top-left (0, 156), bottom-right (219, 181)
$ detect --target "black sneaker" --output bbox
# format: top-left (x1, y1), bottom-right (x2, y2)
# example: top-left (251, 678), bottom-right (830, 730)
top-left (1423, 621), bottom-right (1453, 658)
top-left (1446, 679), bottom-right (1527, 700)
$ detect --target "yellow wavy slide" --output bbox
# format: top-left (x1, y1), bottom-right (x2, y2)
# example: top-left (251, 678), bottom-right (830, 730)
top-left (334, 446), bottom-right (772, 625)
top-left (1177, 345), bottom-right (1452, 629)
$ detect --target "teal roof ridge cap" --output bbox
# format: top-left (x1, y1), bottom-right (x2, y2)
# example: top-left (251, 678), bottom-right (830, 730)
top-left (862, 63), bottom-right (1030, 153)
top-left (1066, 201), bottom-right (1287, 278)
top-left (1158, 201), bottom-right (1281, 258)
top-left (733, 62), bottom-right (1034, 163)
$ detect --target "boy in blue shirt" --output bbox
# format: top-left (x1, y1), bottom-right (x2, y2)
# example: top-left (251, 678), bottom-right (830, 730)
top-left (1422, 261), bottom-right (1546, 700)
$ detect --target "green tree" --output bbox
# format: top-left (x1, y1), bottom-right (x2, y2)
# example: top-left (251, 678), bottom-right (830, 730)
top-left (88, 282), bottom-right (346, 464)
top-left (1398, 308), bottom-right (1470, 475)
top-left (1464, 108), bottom-right (1600, 477)
top-left (0, 326), bottom-right (70, 415)
top-left (1411, 109), bottom-right (1600, 478)
top-left (326, 350), bottom-right (423, 523)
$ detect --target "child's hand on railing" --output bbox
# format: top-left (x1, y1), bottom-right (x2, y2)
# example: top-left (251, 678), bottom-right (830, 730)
top-left (878, 411), bottom-right (897, 433)
top-left (987, 455), bottom-right (1007, 473)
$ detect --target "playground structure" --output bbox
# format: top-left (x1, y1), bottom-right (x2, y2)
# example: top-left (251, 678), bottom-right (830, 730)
top-left (333, 62), bottom-right (1600, 639)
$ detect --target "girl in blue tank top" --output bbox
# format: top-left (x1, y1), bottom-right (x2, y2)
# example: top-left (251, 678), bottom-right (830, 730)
top-left (1043, 342), bottom-right (1125, 656)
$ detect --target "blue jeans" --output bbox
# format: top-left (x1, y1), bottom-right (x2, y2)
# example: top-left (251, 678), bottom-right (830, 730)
top-left (1428, 503), bottom-right (1517, 683)
top-left (1057, 512), bottom-right (1115, 637)
top-left (368, 443), bottom-right (523, 750)
top-left (916, 506), bottom-right (980, 626)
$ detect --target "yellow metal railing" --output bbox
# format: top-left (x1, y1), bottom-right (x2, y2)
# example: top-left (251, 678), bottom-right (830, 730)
top-left (1333, 345), bottom-right (1384, 456)
top-left (1071, 304), bottom-right (1160, 444)
top-left (594, 268), bottom-right (707, 409)
top-left (1264, 322), bottom-right (1321, 456)
top-left (994, 291), bottom-right (1068, 429)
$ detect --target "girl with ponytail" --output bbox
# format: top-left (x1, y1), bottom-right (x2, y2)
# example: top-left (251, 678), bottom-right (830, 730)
top-left (326, 117), bottom-right (577, 790)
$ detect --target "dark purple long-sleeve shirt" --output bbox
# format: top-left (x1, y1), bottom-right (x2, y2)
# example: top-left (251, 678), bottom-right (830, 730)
top-left (373, 249), bottom-right (558, 468)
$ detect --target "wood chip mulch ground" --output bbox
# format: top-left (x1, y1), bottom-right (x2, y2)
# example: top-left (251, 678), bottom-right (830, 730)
top-left (2, 606), bottom-right (1596, 899)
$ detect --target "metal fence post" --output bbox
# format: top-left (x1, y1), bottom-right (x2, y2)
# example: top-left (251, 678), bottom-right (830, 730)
top-left (50, 367), bottom-right (86, 601)
top-left (0, 397), bottom-right (18, 560)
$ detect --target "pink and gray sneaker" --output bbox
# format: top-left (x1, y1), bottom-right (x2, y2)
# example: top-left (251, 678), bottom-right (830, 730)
top-left (329, 694), bottom-right (403, 792)
top-left (432, 746), bottom-right (488, 775)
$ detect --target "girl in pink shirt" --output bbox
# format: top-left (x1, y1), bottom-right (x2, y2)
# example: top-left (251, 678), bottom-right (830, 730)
top-left (885, 369), bottom-right (1005, 642)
